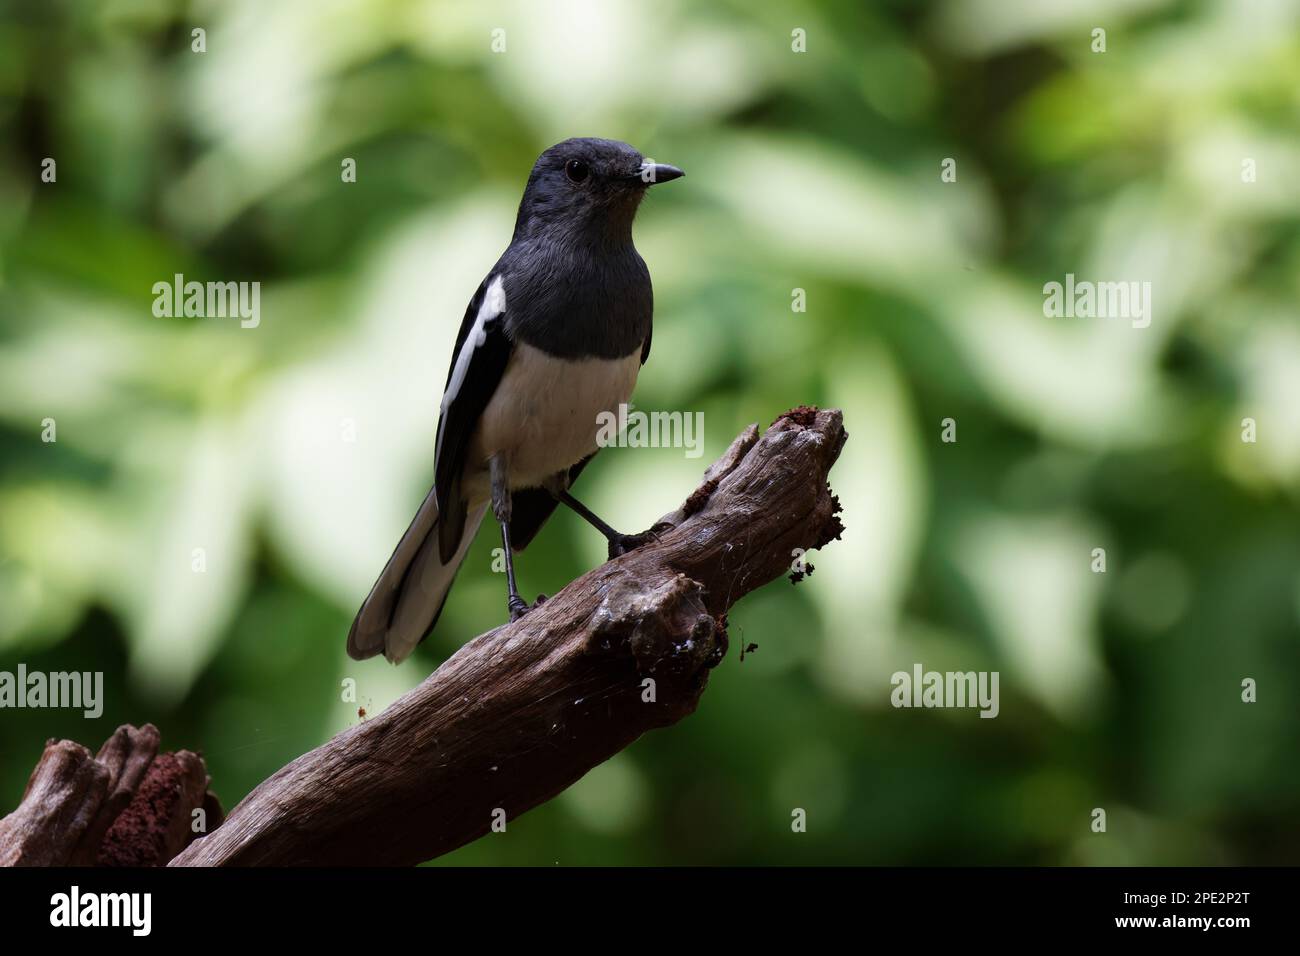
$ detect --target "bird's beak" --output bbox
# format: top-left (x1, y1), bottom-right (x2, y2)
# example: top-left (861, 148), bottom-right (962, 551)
top-left (636, 162), bottom-right (684, 185)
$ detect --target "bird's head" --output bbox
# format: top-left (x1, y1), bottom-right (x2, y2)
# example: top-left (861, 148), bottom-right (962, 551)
top-left (513, 137), bottom-right (683, 245)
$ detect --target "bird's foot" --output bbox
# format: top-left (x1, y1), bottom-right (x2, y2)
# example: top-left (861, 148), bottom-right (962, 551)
top-left (508, 593), bottom-right (546, 622)
top-left (607, 528), bottom-right (661, 560)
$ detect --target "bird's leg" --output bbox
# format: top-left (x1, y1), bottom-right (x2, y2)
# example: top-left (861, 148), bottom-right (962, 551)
top-left (490, 455), bottom-right (531, 622)
top-left (556, 490), bottom-right (658, 560)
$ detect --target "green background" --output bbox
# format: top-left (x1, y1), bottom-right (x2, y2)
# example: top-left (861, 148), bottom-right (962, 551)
top-left (2, 0), bottom-right (1299, 865)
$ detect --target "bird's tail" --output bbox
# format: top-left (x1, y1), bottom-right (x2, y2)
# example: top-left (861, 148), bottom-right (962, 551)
top-left (347, 487), bottom-right (486, 664)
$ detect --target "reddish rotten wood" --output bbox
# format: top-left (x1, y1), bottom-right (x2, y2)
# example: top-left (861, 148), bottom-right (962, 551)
top-left (0, 724), bottom-right (222, 866)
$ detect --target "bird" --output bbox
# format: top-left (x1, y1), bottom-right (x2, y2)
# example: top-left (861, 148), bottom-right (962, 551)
top-left (347, 137), bottom-right (684, 664)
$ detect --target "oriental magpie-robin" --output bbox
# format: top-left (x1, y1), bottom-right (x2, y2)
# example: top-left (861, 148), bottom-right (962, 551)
top-left (348, 138), bottom-right (683, 664)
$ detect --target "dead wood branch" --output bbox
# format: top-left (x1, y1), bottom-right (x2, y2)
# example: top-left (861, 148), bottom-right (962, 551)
top-left (4, 406), bottom-right (844, 867)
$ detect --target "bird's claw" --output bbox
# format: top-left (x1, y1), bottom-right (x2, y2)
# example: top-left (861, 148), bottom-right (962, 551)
top-left (607, 528), bottom-right (660, 560)
top-left (508, 595), bottom-right (531, 622)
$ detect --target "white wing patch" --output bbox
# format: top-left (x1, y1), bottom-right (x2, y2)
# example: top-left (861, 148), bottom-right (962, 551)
top-left (442, 275), bottom-right (506, 416)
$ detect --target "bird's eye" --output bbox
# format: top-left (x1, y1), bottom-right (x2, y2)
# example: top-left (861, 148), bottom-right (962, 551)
top-left (565, 159), bottom-right (590, 184)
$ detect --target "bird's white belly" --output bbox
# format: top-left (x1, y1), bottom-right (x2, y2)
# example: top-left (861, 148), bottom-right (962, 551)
top-left (471, 342), bottom-right (642, 492)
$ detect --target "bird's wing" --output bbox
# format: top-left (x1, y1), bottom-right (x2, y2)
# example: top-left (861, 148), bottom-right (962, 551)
top-left (640, 322), bottom-right (651, 364)
top-left (434, 273), bottom-right (513, 562)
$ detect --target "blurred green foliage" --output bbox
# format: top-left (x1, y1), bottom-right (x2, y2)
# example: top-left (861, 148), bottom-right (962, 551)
top-left (1, 0), bottom-right (1299, 865)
